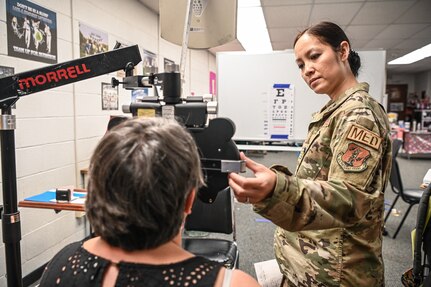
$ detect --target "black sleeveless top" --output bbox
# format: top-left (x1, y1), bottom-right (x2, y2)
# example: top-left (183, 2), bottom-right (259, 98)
top-left (39, 242), bottom-right (223, 287)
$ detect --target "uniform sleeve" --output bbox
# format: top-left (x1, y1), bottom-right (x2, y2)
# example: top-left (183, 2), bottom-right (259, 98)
top-left (253, 107), bottom-right (389, 231)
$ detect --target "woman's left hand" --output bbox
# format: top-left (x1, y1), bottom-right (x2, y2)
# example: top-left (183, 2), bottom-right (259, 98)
top-left (228, 152), bottom-right (277, 204)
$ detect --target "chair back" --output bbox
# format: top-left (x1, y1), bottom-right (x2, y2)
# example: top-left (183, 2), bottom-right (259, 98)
top-left (390, 155), bottom-right (404, 196)
top-left (412, 184), bottom-right (431, 285)
top-left (107, 115), bottom-right (128, 131)
top-left (392, 138), bottom-right (403, 158)
top-left (389, 139), bottom-right (403, 195)
top-left (185, 187), bottom-right (233, 234)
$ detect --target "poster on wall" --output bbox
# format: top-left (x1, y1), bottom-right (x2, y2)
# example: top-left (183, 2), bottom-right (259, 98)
top-left (79, 23), bottom-right (108, 58)
top-left (143, 49), bottom-right (158, 75)
top-left (390, 102), bottom-right (404, 112)
top-left (101, 83), bottom-right (118, 111)
top-left (209, 71), bottom-right (216, 96)
top-left (0, 66), bottom-right (15, 79)
top-left (267, 84), bottom-right (295, 140)
top-left (6, 0), bottom-right (57, 64)
top-left (131, 89), bottom-right (150, 105)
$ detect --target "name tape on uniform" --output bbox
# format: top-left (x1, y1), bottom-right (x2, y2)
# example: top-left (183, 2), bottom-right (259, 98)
top-left (346, 123), bottom-right (382, 150)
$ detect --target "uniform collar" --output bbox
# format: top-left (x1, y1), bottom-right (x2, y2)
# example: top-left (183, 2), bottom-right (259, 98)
top-left (310, 82), bottom-right (369, 123)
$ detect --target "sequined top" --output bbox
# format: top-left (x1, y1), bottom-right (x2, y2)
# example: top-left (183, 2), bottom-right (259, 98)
top-left (39, 241), bottom-right (223, 287)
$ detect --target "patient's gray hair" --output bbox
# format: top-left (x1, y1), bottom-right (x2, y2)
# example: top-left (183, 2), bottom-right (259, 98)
top-left (86, 117), bottom-right (204, 251)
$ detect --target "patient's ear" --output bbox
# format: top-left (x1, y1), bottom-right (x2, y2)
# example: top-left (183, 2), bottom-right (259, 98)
top-left (184, 189), bottom-right (196, 215)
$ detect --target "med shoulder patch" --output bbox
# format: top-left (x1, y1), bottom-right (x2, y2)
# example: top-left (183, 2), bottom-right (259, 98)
top-left (346, 123), bottom-right (382, 150)
top-left (337, 143), bottom-right (371, 172)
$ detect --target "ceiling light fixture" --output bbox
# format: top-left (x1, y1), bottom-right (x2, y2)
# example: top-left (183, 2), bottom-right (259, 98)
top-left (237, 0), bottom-right (272, 53)
top-left (388, 43), bottom-right (431, 65)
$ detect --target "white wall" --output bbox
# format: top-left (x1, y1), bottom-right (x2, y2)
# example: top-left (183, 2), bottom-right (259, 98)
top-left (387, 73), bottom-right (416, 94)
top-left (415, 71), bottom-right (431, 99)
top-left (0, 0), bottom-right (215, 283)
top-left (387, 71), bottom-right (431, 107)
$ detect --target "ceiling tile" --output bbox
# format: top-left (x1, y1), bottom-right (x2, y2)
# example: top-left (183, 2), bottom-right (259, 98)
top-left (314, 0), bottom-right (365, 3)
top-left (388, 57), bottom-right (431, 74)
top-left (345, 25), bottom-right (387, 40)
top-left (262, 0), bottom-right (313, 5)
top-left (360, 0), bottom-right (412, 2)
top-left (350, 39), bottom-right (371, 49)
top-left (376, 23), bottom-right (429, 39)
top-left (386, 48), bottom-right (412, 60)
top-left (272, 42), bottom-right (295, 51)
top-left (309, 3), bottom-right (362, 25)
top-left (263, 5), bottom-right (312, 28)
top-left (364, 38), bottom-right (401, 49)
top-left (394, 38), bottom-right (431, 50)
top-left (410, 25), bottom-right (431, 39)
top-left (396, 0), bottom-right (431, 24)
top-left (351, 1), bottom-right (415, 25)
top-left (268, 27), bottom-right (302, 46)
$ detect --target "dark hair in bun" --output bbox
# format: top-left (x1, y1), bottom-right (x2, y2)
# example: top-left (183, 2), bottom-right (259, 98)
top-left (294, 21), bottom-right (361, 77)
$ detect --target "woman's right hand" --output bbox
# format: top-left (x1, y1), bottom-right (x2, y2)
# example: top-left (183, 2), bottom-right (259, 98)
top-left (228, 152), bottom-right (277, 204)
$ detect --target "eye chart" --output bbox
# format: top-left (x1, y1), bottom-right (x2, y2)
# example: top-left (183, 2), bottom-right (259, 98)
top-left (267, 84), bottom-right (294, 140)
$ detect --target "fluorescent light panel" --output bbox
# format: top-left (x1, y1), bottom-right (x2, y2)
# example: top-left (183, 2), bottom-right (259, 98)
top-left (237, 0), bottom-right (272, 53)
top-left (388, 43), bottom-right (431, 65)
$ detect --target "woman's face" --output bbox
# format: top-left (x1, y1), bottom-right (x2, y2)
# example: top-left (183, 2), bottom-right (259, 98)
top-left (294, 33), bottom-right (349, 99)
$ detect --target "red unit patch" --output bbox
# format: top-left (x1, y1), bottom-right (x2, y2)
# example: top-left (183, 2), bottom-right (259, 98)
top-left (337, 143), bottom-right (371, 172)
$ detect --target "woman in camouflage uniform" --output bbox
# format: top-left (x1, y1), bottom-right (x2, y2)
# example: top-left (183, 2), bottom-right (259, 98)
top-left (229, 21), bottom-right (392, 287)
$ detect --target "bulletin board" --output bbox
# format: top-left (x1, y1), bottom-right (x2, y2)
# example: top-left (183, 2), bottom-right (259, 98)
top-left (216, 50), bottom-right (386, 141)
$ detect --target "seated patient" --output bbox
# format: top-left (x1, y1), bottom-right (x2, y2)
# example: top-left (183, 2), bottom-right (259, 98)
top-left (39, 117), bottom-right (259, 287)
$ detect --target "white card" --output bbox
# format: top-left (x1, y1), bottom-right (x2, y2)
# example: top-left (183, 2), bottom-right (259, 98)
top-left (254, 259), bottom-right (283, 287)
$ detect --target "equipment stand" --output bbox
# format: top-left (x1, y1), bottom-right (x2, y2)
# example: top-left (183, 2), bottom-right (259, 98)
top-left (1, 106), bottom-right (23, 287)
top-left (0, 44), bottom-right (141, 287)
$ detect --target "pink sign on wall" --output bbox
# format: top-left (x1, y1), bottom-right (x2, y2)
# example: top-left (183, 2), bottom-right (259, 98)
top-left (209, 71), bottom-right (216, 96)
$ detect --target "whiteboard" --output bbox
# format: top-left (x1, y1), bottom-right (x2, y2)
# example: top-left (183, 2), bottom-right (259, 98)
top-left (217, 50), bottom-right (386, 141)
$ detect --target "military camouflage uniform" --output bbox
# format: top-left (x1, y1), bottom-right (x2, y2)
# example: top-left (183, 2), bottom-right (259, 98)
top-left (254, 83), bottom-right (392, 287)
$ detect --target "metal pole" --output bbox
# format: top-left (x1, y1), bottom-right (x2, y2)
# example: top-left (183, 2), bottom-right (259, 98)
top-left (1, 106), bottom-right (23, 287)
top-left (179, 0), bottom-right (193, 98)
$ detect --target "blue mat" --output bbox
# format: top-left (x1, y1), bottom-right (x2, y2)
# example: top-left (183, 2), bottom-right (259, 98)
top-left (24, 190), bottom-right (86, 202)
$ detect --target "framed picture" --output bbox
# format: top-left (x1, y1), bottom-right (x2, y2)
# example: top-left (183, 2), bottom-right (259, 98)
top-left (143, 49), bottom-right (158, 74)
top-left (79, 22), bottom-right (108, 58)
top-left (0, 66), bottom-right (15, 78)
top-left (164, 58), bottom-right (175, 72)
top-left (131, 89), bottom-right (149, 102)
top-left (390, 102), bottom-right (405, 112)
top-left (6, 0), bottom-right (58, 63)
top-left (101, 82), bottom-right (118, 110)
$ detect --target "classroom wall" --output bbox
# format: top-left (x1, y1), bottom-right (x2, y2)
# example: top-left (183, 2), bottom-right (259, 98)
top-left (0, 0), bottom-right (215, 283)
top-left (387, 71), bottom-right (431, 103)
top-left (415, 71), bottom-right (431, 99)
top-left (387, 73), bottom-right (416, 94)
